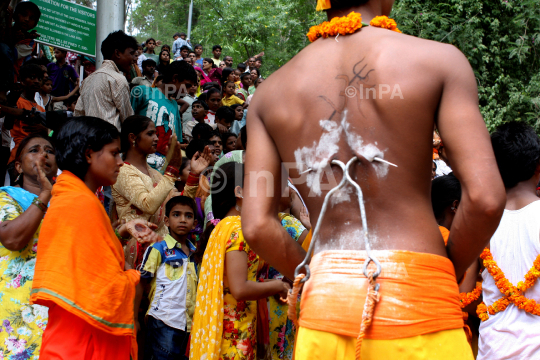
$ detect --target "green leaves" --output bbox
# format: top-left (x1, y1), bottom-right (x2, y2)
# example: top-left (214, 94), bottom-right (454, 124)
top-left (394, 0), bottom-right (540, 131)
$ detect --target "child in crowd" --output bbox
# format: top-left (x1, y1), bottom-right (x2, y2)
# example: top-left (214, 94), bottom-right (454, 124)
top-left (194, 44), bottom-right (203, 66)
top-left (233, 69), bottom-right (242, 91)
top-left (7, 64), bottom-right (45, 171)
top-left (63, 94), bottom-right (79, 115)
top-left (179, 45), bottom-right (190, 61)
top-left (132, 59), bottom-right (156, 87)
top-left (237, 73), bottom-right (251, 101)
top-left (140, 195), bottom-right (199, 360)
top-left (478, 122), bottom-right (540, 359)
top-left (204, 87), bottom-right (222, 125)
top-left (131, 60), bottom-right (197, 171)
top-left (215, 106), bottom-right (235, 131)
top-left (181, 80), bottom-right (198, 128)
top-left (209, 130), bottom-right (223, 159)
top-left (1, 2), bottom-right (41, 83)
top-left (47, 48), bottom-right (79, 97)
top-left (36, 76), bottom-right (78, 111)
top-left (222, 132), bottom-right (237, 154)
top-left (183, 100), bottom-right (208, 142)
top-left (222, 81), bottom-right (246, 108)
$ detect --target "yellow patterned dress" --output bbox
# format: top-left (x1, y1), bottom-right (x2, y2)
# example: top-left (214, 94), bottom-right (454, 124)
top-left (190, 216), bottom-right (259, 360)
top-left (0, 190), bottom-right (48, 359)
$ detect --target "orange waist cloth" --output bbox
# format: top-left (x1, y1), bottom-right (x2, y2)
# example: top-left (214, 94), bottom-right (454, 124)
top-left (299, 250), bottom-right (463, 340)
top-left (31, 171), bottom-right (140, 337)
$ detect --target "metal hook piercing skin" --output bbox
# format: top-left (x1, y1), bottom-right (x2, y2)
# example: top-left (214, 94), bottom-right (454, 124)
top-left (298, 157), bottom-right (397, 176)
top-left (293, 157), bottom-right (383, 284)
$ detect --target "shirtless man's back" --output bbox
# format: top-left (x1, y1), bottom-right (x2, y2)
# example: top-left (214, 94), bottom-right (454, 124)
top-left (242, 0), bottom-right (505, 358)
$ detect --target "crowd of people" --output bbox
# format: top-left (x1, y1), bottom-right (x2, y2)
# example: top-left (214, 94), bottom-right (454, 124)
top-left (0, 0), bottom-right (539, 360)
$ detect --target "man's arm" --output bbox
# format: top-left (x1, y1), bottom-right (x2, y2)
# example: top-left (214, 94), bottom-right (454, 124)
top-left (114, 79), bottom-right (135, 123)
top-left (242, 100), bottom-right (306, 279)
top-left (436, 45), bottom-right (506, 279)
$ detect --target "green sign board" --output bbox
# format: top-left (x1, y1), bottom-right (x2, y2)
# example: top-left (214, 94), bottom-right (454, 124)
top-left (31, 0), bottom-right (96, 57)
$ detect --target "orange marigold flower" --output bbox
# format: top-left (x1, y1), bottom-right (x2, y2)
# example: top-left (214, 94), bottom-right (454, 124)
top-left (370, 15), bottom-right (402, 33)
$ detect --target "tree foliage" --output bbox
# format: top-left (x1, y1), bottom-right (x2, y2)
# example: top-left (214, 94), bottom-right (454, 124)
top-left (393, 0), bottom-right (540, 131)
top-left (130, 0), bottom-right (539, 130)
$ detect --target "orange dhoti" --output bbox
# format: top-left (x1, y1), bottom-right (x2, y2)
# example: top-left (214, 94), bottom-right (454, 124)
top-left (296, 250), bottom-right (474, 359)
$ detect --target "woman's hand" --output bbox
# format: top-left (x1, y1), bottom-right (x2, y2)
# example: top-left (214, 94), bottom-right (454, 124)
top-left (216, 123), bottom-right (228, 133)
top-left (167, 136), bottom-right (183, 169)
top-left (34, 159), bottom-right (53, 199)
top-left (125, 219), bottom-right (162, 244)
top-left (190, 146), bottom-right (212, 175)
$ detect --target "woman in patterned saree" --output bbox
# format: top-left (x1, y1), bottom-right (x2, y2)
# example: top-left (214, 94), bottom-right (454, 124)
top-left (0, 133), bottom-right (57, 359)
top-left (190, 162), bottom-right (290, 360)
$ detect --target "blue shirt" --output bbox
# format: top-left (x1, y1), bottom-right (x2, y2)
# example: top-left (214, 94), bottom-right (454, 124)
top-left (172, 38), bottom-right (192, 58)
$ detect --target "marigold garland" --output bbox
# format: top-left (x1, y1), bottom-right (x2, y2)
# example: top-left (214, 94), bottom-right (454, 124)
top-left (307, 13), bottom-right (401, 42)
top-left (476, 248), bottom-right (540, 321)
top-left (459, 283), bottom-right (482, 308)
top-left (370, 16), bottom-right (402, 33)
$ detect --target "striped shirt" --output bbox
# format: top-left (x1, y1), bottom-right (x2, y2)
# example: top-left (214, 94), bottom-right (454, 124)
top-left (74, 60), bottom-right (134, 130)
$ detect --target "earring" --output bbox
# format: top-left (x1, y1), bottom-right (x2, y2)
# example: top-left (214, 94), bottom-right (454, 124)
top-left (15, 173), bottom-right (21, 183)
top-left (451, 207), bottom-right (456, 211)
top-left (132, 141), bottom-right (136, 146)
top-left (235, 204), bottom-right (242, 212)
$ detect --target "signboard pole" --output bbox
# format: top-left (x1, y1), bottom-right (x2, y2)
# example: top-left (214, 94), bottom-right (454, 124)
top-left (96, 0), bottom-right (125, 69)
top-left (187, 0), bottom-right (193, 40)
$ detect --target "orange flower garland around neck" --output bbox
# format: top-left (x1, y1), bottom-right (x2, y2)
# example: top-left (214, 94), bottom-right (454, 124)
top-left (307, 13), bottom-right (401, 43)
top-left (476, 248), bottom-right (540, 321)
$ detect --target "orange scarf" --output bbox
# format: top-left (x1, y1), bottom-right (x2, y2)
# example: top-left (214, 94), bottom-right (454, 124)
top-left (31, 171), bottom-right (140, 337)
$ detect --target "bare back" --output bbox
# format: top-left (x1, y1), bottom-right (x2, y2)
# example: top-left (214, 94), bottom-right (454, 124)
top-left (249, 27), bottom-right (487, 257)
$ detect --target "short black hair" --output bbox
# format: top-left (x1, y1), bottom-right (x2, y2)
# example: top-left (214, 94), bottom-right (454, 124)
top-left (191, 123), bottom-right (214, 142)
top-left (145, 37), bottom-right (156, 45)
top-left (329, 0), bottom-right (370, 10)
top-left (194, 44), bottom-right (203, 49)
top-left (431, 173), bottom-right (461, 220)
top-left (237, 63), bottom-right (247, 71)
top-left (120, 115), bottom-right (153, 153)
top-left (54, 117), bottom-right (120, 180)
top-left (188, 51), bottom-right (196, 56)
top-left (25, 57), bottom-right (50, 67)
top-left (142, 59), bottom-right (157, 68)
top-left (101, 30), bottom-right (138, 60)
top-left (64, 94), bottom-right (79, 107)
top-left (221, 131), bottom-right (237, 144)
top-left (161, 44), bottom-right (171, 51)
top-left (192, 99), bottom-right (209, 110)
top-left (216, 106), bottom-right (235, 124)
top-left (491, 121), bottom-right (540, 188)
top-left (180, 45), bottom-right (191, 52)
top-left (173, 32), bottom-right (182, 38)
top-left (212, 45), bottom-right (222, 51)
top-left (165, 195), bottom-right (197, 217)
top-left (206, 87), bottom-right (222, 99)
top-left (14, 1), bottom-right (41, 22)
top-left (186, 138), bottom-right (211, 159)
top-left (255, 58), bottom-right (262, 64)
top-left (240, 72), bottom-right (251, 81)
top-left (161, 60), bottom-right (197, 84)
top-left (19, 64), bottom-right (44, 81)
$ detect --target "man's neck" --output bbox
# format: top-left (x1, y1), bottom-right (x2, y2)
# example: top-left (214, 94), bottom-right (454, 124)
top-left (327, 3), bottom-right (382, 21)
top-left (143, 73), bottom-right (154, 79)
top-left (505, 177), bottom-right (539, 210)
top-left (56, 58), bottom-right (66, 66)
